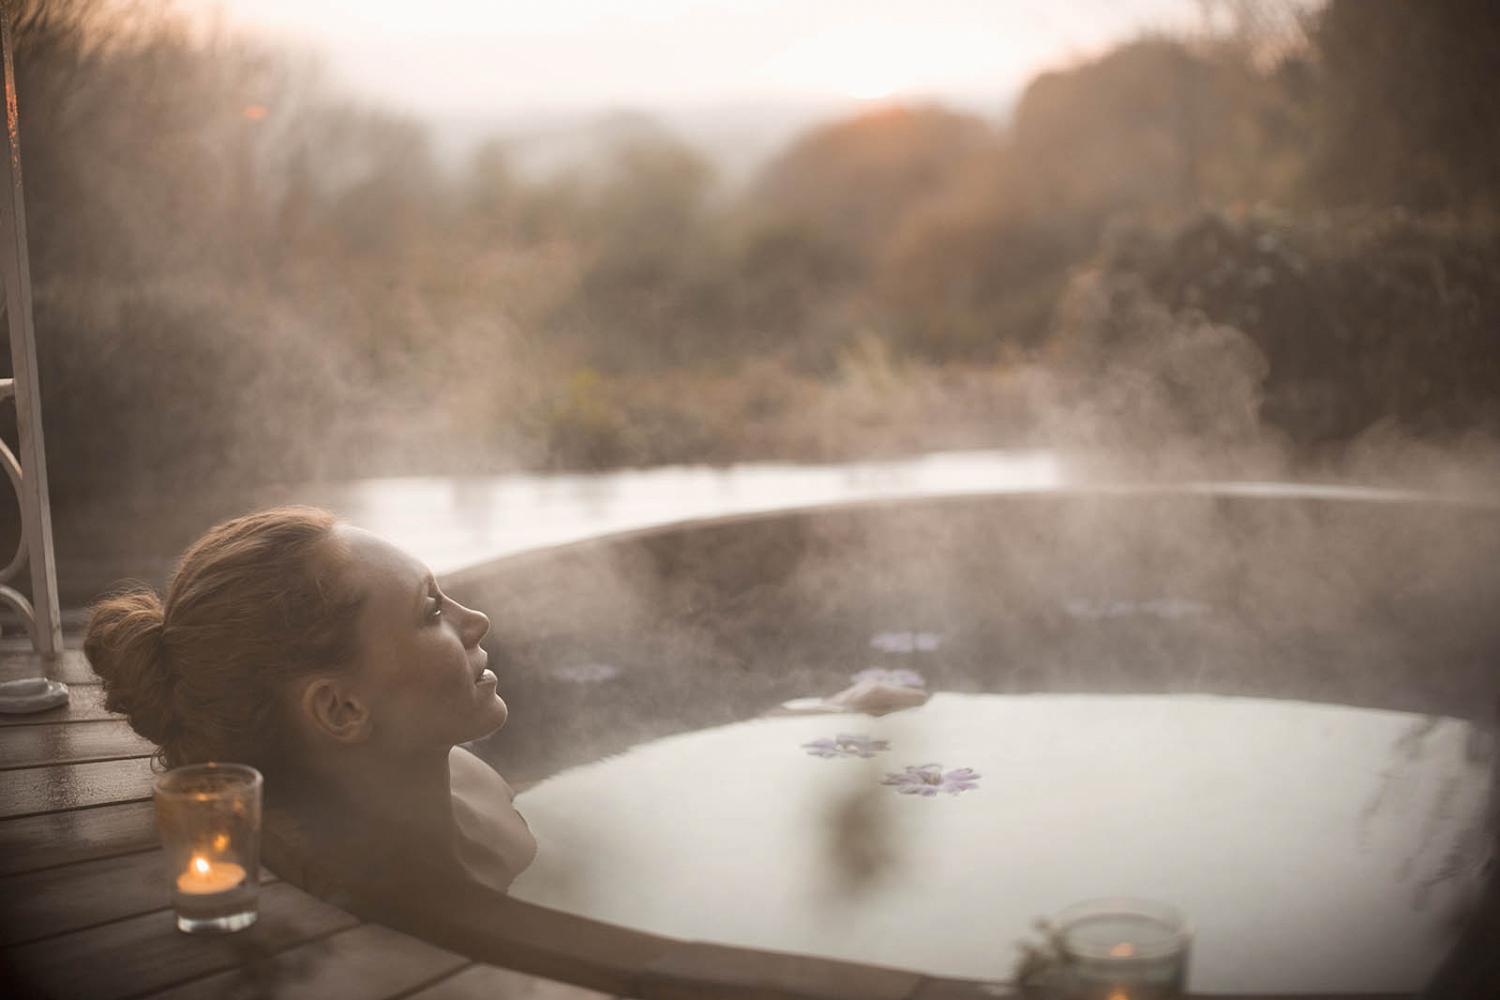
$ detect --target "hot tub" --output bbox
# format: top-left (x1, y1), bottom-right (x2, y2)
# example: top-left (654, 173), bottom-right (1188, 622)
top-left (451, 486), bottom-right (1500, 995)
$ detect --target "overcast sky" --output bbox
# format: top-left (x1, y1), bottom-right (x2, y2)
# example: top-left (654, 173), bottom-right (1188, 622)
top-left (199, 0), bottom-right (1207, 118)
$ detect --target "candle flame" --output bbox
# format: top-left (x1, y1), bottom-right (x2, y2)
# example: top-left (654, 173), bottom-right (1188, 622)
top-left (1109, 942), bottom-right (1136, 958)
top-left (192, 855), bottom-right (211, 875)
top-left (1106, 991), bottom-right (1131, 1000)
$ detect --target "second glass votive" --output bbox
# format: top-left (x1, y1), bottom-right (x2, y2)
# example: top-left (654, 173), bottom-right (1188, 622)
top-left (1052, 897), bottom-right (1191, 1000)
top-left (154, 762), bottom-right (263, 933)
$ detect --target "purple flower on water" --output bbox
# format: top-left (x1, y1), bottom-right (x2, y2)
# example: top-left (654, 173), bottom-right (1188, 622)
top-left (870, 630), bottom-right (943, 653)
top-left (851, 667), bottom-right (926, 689)
top-left (882, 763), bottom-right (981, 796)
top-left (802, 733), bottom-right (892, 759)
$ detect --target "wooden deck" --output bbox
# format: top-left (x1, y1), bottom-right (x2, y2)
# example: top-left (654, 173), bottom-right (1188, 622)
top-left (0, 643), bottom-right (1415, 1000)
top-left (0, 645), bottom-right (617, 1000)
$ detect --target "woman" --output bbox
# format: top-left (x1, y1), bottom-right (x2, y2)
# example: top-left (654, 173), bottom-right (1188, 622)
top-left (85, 506), bottom-right (933, 994)
top-left (86, 506), bottom-right (537, 901)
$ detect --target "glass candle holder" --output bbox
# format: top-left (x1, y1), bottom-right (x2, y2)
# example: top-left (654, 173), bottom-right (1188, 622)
top-left (154, 763), bottom-right (263, 934)
top-left (1053, 898), bottom-right (1191, 1000)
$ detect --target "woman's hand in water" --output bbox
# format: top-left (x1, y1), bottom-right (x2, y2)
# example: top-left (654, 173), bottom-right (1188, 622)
top-left (823, 678), bottom-right (930, 716)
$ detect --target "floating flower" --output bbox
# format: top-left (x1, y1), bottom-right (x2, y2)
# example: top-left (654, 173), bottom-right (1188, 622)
top-left (851, 667), bottom-right (926, 689)
top-left (870, 630), bottom-right (943, 653)
top-left (882, 763), bottom-right (980, 796)
top-left (802, 733), bottom-right (891, 759)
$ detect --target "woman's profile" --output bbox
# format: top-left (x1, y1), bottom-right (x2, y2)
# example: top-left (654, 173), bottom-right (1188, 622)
top-left (85, 506), bottom-right (537, 906)
top-left (81, 505), bottom-right (941, 993)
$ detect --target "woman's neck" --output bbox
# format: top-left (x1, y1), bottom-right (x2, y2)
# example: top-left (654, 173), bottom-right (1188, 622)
top-left (269, 746), bottom-right (532, 903)
top-left (357, 749), bottom-right (457, 840)
top-left (286, 746), bottom-right (463, 866)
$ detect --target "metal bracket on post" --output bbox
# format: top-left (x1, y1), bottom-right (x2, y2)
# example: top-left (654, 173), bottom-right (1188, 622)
top-left (0, 5), bottom-right (64, 663)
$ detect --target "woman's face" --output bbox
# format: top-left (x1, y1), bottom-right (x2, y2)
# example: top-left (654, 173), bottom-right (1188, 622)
top-left (334, 525), bottom-right (507, 753)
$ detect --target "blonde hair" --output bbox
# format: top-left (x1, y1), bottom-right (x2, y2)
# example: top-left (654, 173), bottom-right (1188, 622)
top-left (85, 506), bottom-right (362, 769)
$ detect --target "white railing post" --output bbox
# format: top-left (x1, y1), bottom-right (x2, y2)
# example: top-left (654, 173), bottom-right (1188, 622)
top-left (0, 6), bottom-right (63, 659)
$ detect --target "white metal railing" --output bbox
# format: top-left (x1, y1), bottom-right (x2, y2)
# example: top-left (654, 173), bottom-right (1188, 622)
top-left (0, 7), bottom-right (63, 659)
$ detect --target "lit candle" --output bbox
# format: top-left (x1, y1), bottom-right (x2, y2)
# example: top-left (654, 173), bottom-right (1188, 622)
top-left (1053, 898), bottom-right (1190, 1000)
top-left (156, 763), bottom-right (262, 933)
top-left (176, 854), bottom-right (247, 895)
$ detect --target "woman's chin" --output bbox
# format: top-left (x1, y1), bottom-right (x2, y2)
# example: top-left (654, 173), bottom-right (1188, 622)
top-left (476, 694), bottom-right (509, 736)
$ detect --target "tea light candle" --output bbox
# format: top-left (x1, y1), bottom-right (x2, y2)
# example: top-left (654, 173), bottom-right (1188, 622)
top-left (1053, 898), bottom-right (1191, 1000)
top-left (176, 855), bottom-right (247, 895)
top-left (155, 763), bottom-right (262, 933)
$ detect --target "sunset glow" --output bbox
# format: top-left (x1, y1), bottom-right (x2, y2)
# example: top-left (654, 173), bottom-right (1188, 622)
top-left (760, 23), bottom-right (1029, 104)
top-left (198, 0), bottom-right (1203, 115)
top-left (846, 81), bottom-right (896, 102)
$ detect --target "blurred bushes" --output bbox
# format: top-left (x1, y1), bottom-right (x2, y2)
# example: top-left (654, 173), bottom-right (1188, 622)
top-left (2, 0), bottom-right (1499, 512)
top-left (1308, 0), bottom-right (1500, 213)
top-left (754, 106), bottom-right (991, 274)
top-left (1063, 210), bottom-right (1500, 447)
top-left (529, 352), bottom-right (1041, 471)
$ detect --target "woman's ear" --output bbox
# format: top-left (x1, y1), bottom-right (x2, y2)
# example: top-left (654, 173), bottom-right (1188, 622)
top-left (299, 677), bottom-right (372, 744)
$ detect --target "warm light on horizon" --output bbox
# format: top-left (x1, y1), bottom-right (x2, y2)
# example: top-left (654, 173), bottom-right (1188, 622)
top-left (847, 82), bottom-right (897, 101)
top-left (197, 0), bottom-right (1206, 117)
top-left (760, 23), bottom-right (1032, 106)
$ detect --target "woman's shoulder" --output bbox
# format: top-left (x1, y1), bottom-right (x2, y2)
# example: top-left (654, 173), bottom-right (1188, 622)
top-left (263, 801), bottom-right (363, 908)
top-left (449, 744), bottom-right (518, 800)
top-left (449, 746), bottom-right (537, 890)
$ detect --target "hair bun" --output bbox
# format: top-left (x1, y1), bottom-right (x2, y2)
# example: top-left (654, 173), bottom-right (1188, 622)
top-left (84, 587), bottom-right (176, 749)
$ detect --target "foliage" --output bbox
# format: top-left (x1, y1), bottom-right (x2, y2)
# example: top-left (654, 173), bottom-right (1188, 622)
top-left (1067, 210), bottom-right (1500, 447)
top-left (753, 106), bottom-right (992, 274)
top-left (1307, 0), bottom-right (1500, 213)
top-left (2, 0), bottom-right (1497, 513)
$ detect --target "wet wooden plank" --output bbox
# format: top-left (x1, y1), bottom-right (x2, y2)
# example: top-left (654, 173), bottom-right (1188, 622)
top-left (0, 648), bottom-right (99, 685)
top-left (0, 799), bottom-right (157, 876)
top-left (143, 923), bottom-right (468, 1000)
top-left (0, 631), bottom-right (84, 651)
top-left (0, 847), bottom-right (281, 947)
top-left (0, 849), bottom-right (169, 947)
top-left (0, 719), bottom-right (154, 769)
top-left (409, 962), bottom-right (618, 1000)
top-left (368, 886), bottom-right (673, 996)
top-left (0, 684), bottom-right (111, 727)
top-left (1, 880), bottom-right (358, 1000)
top-left (0, 756), bottom-right (154, 819)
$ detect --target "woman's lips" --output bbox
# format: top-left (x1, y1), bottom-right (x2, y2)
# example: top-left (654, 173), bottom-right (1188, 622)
top-left (475, 668), bottom-right (497, 686)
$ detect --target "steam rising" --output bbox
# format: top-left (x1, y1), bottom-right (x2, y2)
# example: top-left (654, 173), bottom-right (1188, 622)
top-left (10, 1), bottom-right (1499, 991)
top-left (8, 0), bottom-right (1497, 549)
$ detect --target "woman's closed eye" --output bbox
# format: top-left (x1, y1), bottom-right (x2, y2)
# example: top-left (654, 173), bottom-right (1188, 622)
top-left (424, 591), bottom-right (444, 621)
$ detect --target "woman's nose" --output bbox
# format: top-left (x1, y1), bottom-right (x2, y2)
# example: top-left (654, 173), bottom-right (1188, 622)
top-left (459, 603), bottom-right (490, 646)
